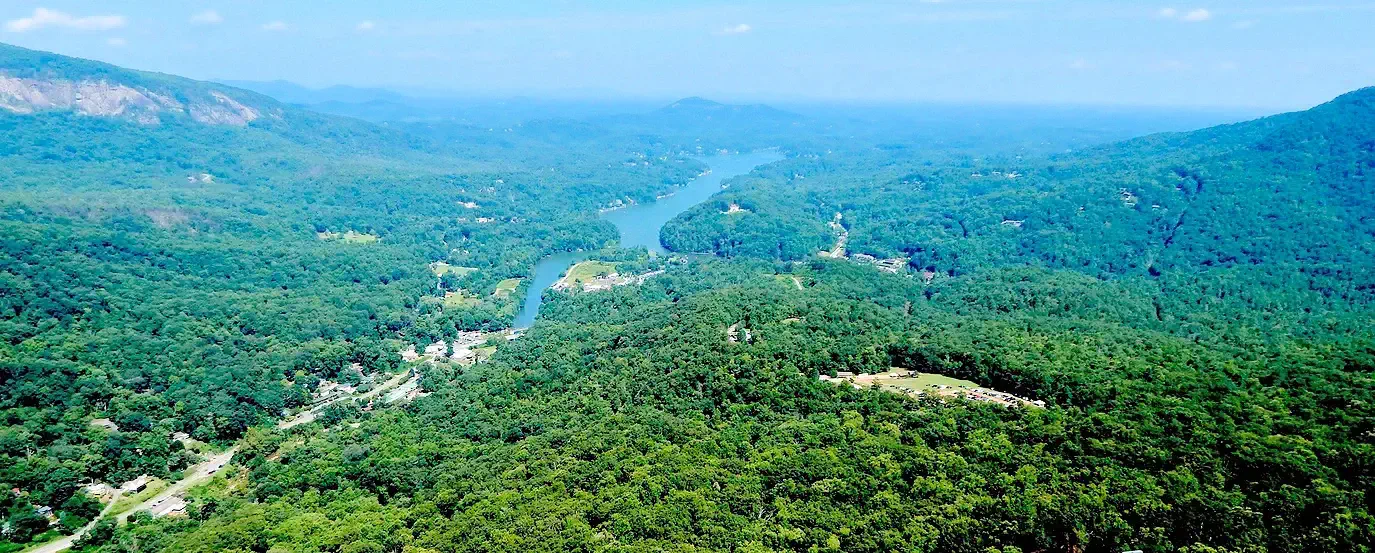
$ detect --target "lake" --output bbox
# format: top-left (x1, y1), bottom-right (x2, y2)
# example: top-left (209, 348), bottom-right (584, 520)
top-left (514, 150), bottom-right (782, 327)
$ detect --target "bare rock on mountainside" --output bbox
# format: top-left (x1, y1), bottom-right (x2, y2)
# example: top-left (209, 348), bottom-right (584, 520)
top-left (0, 41), bottom-right (280, 128)
top-left (0, 72), bottom-right (267, 126)
top-left (0, 74), bottom-right (177, 123)
top-left (190, 91), bottom-right (261, 126)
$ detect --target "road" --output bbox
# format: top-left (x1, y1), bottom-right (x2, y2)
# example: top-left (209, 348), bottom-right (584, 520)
top-left (24, 489), bottom-right (123, 553)
top-left (24, 369), bottom-right (414, 553)
top-left (278, 369), bottom-right (412, 429)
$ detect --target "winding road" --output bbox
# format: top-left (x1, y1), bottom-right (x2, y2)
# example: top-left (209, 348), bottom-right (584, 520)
top-left (24, 369), bottom-right (414, 553)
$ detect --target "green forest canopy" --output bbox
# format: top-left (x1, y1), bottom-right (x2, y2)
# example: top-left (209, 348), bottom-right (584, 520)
top-left (1, 43), bottom-right (1372, 553)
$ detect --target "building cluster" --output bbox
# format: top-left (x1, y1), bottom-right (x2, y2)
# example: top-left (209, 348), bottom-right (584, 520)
top-left (1120, 188), bottom-right (1139, 207)
top-left (726, 323), bottom-right (753, 344)
top-left (962, 388), bottom-right (1048, 408)
top-left (311, 380), bottom-right (357, 404)
top-left (9, 488), bottom-right (58, 527)
top-left (553, 269), bottom-right (664, 293)
top-left (970, 170), bottom-right (1022, 179)
top-left (816, 213), bottom-right (908, 274)
top-left (401, 331), bottom-right (489, 365)
top-left (849, 253), bottom-right (908, 274)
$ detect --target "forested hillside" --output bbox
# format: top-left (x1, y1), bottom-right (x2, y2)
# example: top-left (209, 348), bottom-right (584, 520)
top-left (76, 88), bottom-right (1375, 553)
top-left (3, 42), bottom-right (1373, 553)
top-left (0, 43), bottom-right (702, 546)
top-left (661, 88), bottom-right (1375, 334)
top-left (95, 259), bottom-right (1375, 553)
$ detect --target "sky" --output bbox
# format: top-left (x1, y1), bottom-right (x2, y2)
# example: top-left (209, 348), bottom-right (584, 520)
top-left (1, 0), bottom-right (1372, 110)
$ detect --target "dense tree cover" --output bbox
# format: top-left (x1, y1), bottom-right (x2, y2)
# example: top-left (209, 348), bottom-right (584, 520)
top-left (5, 43), bottom-right (1374, 553)
top-left (660, 173), bottom-right (834, 259)
top-left (0, 45), bottom-right (705, 546)
top-left (661, 89), bottom-right (1375, 340)
top-left (660, 89), bottom-right (1375, 286)
top-left (89, 258), bottom-right (1375, 553)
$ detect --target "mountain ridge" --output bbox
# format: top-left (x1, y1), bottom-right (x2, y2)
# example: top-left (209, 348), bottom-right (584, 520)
top-left (0, 42), bottom-right (284, 126)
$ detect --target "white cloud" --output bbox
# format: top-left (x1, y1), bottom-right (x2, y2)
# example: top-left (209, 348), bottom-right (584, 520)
top-left (261, 20), bottom-right (288, 31)
top-left (1158, 7), bottom-right (1211, 22)
top-left (4, 7), bottom-right (126, 33)
top-left (106, 37), bottom-right (126, 47)
top-left (1181, 8), bottom-right (1211, 22)
top-left (190, 10), bottom-right (223, 25)
top-left (357, 20), bottom-right (376, 31)
top-left (719, 23), bottom-right (751, 34)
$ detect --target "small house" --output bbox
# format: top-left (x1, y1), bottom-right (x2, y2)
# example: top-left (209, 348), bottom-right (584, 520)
top-left (89, 418), bottom-right (119, 432)
top-left (120, 475), bottom-right (149, 493)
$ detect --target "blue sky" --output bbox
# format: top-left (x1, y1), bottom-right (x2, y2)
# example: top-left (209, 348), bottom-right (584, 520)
top-left (2, 1), bottom-right (1372, 109)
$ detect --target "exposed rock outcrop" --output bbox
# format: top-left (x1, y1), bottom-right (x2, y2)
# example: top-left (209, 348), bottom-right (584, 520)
top-left (190, 91), bottom-right (260, 126)
top-left (0, 72), bottom-right (262, 127)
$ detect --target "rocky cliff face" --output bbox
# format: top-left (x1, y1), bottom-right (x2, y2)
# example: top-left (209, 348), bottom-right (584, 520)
top-left (0, 73), bottom-right (264, 126)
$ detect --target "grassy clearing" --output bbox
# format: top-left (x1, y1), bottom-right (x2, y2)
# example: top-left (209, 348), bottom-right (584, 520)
top-left (442, 291), bottom-right (481, 308)
top-left (317, 230), bottom-right (379, 244)
top-left (493, 278), bottom-right (522, 297)
top-left (180, 438), bottom-right (217, 455)
top-left (109, 478), bottom-right (169, 514)
top-left (432, 262), bottom-right (479, 277)
top-left (341, 231), bottom-right (379, 244)
top-left (772, 274), bottom-right (806, 290)
top-left (880, 372), bottom-right (980, 391)
top-left (564, 261), bottom-right (617, 285)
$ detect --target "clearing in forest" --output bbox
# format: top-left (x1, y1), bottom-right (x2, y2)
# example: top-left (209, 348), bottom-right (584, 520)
top-left (441, 291), bottom-right (481, 308)
top-left (560, 261), bottom-right (617, 287)
top-left (880, 372), bottom-right (981, 390)
top-left (317, 230), bottom-right (380, 243)
top-left (431, 262), bottom-right (479, 277)
top-left (822, 369), bottom-right (1046, 408)
top-left (493, 278), bottom-right (522, 297)
top-left (342, 231), bottom-right (379, 243)
top-left (771, 274), bottom-right (806, 290)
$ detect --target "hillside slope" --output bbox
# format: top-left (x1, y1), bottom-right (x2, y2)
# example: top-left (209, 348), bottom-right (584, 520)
top-left (0, 43), bottom-right (274, 126)
top-left (0, 44), bottom-right (703, 548)
top-left (661, 88), bottom-right (1375, 332)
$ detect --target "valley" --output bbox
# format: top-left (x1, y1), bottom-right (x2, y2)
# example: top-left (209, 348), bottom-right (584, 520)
top-left (1, 32), bottom-right (1372, 553)
top-left (514, 151), bottom-right (780, 327)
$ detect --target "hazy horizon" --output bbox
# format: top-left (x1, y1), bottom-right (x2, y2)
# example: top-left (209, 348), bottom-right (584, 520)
top-left (3, 1), bottom-right (1372, 111)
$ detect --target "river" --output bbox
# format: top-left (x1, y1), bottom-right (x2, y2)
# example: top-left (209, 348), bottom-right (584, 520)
top-left (514, 150), bottom-right (782, 327)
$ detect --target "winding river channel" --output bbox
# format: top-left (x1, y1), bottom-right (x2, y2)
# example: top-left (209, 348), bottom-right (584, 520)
top-left (514, 151), bottom-right (782, 327)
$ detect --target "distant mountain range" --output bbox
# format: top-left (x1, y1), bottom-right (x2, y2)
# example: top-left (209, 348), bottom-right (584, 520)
top-left (0, 41), bottom-right (1269, 159)
top-left (220, 79), bottom-right (675, 125)
top-left (217, 79), bottom-right (410, 106)
top-left (657, 96), bottom-right (802, 122)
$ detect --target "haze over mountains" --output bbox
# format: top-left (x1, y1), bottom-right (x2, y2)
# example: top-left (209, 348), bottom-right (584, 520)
top-left (2, 41), bottom-right (1374, 553)
top-left (223, 75), bottom-right (1257, 144)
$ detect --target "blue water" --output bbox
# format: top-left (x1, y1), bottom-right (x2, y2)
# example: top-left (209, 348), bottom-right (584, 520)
top-left (513, 151), bottom-right (781, 327)
top-left (514, 250), bottom-right (592, 327)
